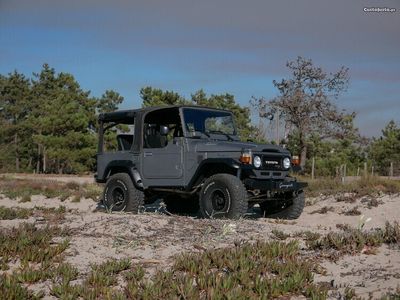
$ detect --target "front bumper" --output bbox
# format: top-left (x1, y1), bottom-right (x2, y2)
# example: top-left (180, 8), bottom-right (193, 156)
top-left (244, 177), bottom-right (307, 192)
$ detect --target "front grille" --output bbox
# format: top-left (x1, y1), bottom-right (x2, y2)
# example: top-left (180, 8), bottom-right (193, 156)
top-left (262, 155), bottom-right (283, 170)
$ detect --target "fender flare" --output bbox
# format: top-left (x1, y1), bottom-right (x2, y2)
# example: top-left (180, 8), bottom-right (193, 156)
top-left (186, 158), bottom-right (245, 190)
top-left (103, 161), bottom-right (144, 190)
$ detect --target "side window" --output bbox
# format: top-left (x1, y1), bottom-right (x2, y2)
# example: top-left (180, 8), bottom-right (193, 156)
top-left (143, 124), bottom-right (168, 148)
top-left (104, 124), bottom-right (134, 152)
top-left (117, 134), bottom-right (134, 151)
top-left (143, 108), bottom-right (182, 149)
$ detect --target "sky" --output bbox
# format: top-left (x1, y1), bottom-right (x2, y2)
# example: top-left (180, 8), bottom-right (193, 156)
top-left (0, 0), bottom-right (399, 137)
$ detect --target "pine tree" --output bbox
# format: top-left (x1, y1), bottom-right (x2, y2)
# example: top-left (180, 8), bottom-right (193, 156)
top-left (0, 71), bottom-right (32, 171)
top-left (30, 64), bottom-right (97, 173)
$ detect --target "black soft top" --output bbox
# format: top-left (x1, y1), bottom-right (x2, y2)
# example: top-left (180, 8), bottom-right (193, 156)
top-left (98, 105), bottom-right (232, 123)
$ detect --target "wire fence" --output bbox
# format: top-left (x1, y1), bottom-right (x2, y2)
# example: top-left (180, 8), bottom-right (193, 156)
top-left (308, 159), bottom-right (400, 181)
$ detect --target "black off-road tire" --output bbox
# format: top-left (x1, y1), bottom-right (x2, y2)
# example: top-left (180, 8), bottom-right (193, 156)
top-left (163, 195), bottom-right (199, 214)
top-left (260, 191), bottom-right (305, 220)
top-left (103, 173), bottom-right (144, 213)
top-left (199, 174), bottom-right (248, 219)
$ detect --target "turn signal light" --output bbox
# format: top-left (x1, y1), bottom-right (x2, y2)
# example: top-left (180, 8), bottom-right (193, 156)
top-left (239, 150), bottom-right (252, 164)
top-left (292, 155), bottom-right (300, 166)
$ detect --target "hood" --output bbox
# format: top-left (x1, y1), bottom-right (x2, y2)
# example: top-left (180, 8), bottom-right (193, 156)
top-left (195, 140), bottom-right (290, 155)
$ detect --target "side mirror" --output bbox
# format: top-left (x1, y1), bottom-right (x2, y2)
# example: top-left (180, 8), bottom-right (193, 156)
top-left (160, 125), bottom-right (169, 136)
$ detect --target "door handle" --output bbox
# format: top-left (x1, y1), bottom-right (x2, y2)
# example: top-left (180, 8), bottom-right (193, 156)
top-left (144, 152), bottom-right (153, 157)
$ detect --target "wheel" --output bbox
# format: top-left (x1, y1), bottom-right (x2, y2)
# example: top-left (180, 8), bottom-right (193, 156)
top-left (199, 174), bottom-right (248, 219)
top-left (103, 173), bottom-right (144, 212)
top-left (163, 195), bottom-right (199, 214)
top-left (260, 191), bottom-right (305, 220)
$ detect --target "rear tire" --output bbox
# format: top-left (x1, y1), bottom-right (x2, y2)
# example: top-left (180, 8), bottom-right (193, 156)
top-left (199, 174), bottom-right (248, 219)
top-left (103, 173), bottom-right (144, 213)
top-left (260, 191), bottom-right (305, 220)
top-left (163, 195), bottom-right (199, 214)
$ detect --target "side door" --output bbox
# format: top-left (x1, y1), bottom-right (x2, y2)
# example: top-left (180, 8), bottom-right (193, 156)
top-left (140, 107), bottom-right (185, 185)
top-left (142, 139), bottom-right (183, 179)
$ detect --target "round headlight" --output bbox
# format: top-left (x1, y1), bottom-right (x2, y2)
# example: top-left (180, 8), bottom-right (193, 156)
top-left (283, 157), bottom-right (291, 169)
top-left (253, 156), bottom-right (262, 168)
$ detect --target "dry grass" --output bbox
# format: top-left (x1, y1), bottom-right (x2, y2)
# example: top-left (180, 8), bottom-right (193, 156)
top-left (0, 205), bottom-right (67, 224)
top-left (271, 229), bottom-right (291, 240)
top-left (0, 206), bottom-right (33, 220)
top-left (0, 176), bottom-right (102, 201)
top-left (336, 195), bottom-right (357, 203)
top-left (310, 206), bottom-right (335, 214)
top-left (303, 176), bottom-right (400, 197)
top-left (307, 221), bottom-right (400, 259)
top-left (381, 286), bottom-right (400, 299)
top-left (362, 197), bottom-right (384, 209)
top-left (293, 230), bottom-right (321, 242)
top-left (342, 206), bottom-right (362, 216)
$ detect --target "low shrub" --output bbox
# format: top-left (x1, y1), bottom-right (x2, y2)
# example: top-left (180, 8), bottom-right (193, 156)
top-left (0, 206), bottom-right (32, 220)
top-left (125, 240), bottom-right (327, 299)
top-left (308, 221), bottom-right (400, 257)
top-left (0, 223), bottom-right (69, 265)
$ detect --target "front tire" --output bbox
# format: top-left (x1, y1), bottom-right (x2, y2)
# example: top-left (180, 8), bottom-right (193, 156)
top-left (199, 174), bottom-right (248, 219)
top-left (103, 173), bottom-right (144, 213)
top-left (260, 191), bottom-right (305, 220)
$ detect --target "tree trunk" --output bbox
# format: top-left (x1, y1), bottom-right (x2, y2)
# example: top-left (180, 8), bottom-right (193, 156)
top-left (27, 157), bottom-right (32, 169)
top-left (43, 147), bottom-right (46, 173)
top-left (57, 158), bottom-right (60, 174)
top-left (36, 144), bottom-right (41, 174)
top-left (299, 133), bottom-right (307, 169)
top-left (299, 128), bottom-right (307, 171)
top-left (300, 144), bottom-right (307, 169)
top-left (14, 133), bottom-right (20, 172)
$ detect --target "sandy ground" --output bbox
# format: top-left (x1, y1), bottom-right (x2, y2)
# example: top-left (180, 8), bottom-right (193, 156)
top-left (1, 176), bottom-right (400, 298)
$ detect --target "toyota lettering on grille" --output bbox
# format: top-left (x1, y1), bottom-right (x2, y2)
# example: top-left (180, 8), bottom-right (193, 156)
top-left (265, 160), bottom-right (279, 165)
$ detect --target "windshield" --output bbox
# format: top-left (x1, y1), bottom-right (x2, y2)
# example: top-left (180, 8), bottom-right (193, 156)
top-left (182, 108), bottom-right (237, 137)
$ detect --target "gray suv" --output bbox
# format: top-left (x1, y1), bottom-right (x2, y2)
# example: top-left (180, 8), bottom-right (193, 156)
top-left (95, 105), bottom-right (306, 219)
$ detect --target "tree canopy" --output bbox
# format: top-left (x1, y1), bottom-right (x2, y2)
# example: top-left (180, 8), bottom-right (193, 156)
top-left (251, 56), bottom-right (358, 167)
top-left (0, 62), bottom-right (395, 176)
top-left (0, 67), bottom-right (257, 173)
top-left (0, 64), bottom-right (121, 173)
top-left (368, 120), bottom-right (400, 174)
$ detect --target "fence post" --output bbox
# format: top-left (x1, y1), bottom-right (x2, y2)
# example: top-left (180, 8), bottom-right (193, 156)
top-left (371, 166), bottom-right (374, 177)
top-left (343, 164), bottom-right (346, 183)
top-left (389, 162), bottom-right (394, 178)
top-left (364, 162), bottom-right (367, 177)
top-left (341, 164), bottom-right (346, 183)
top-left (357, 167), bottom-right (360, 177)
top-left (311, 157), bottom-right (315, 180)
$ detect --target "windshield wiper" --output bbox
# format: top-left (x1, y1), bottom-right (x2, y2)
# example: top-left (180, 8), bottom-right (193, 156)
top-left (202, 131), bottom-right (211, 138)
top-left (188, 131), bottom-right (210, 139)
top-left (207, 130), bottom-right (234, 141)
